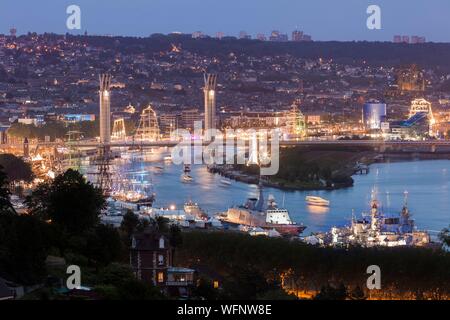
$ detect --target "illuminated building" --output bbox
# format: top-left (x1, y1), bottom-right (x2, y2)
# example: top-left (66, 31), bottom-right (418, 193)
top-left (362, 100), bottom-right (387, 130)
top-left (388, 99), bottom-right (434, 139)
top-left (130, 230), bottom-right (196, 297)
top-left (393, 35), bottom-right (402, 43)
top-left (203, 73), bottom-right (217, 137)
top-left (63, 114), bottom-right (95, 123)
top-left (292, 30), bottom-right (304, 41)
top-left (410, 98), bottom-right (435, 135)
top-left (181, 109), bottom-right (202, 131)
top-left (0, 126), bottom-right (9, 144)
top-left (396, 65), bottom-right (425, 92)
top-left (239, 31), bottom-right (251, 40)
top-left (124, 103), bottom-right (136, 114)
top-left (409, 98), bottom-right (433, 119)
top-left (112, 118), bottom-right (126, 140)
top-left (411, 36), bottom-right (426, 44)
top-left (291, 30), bottom-right (312, 42)
top-left (306, 114), bottom-right (321, 125)
top-left (256, 33), bottom-right (266, 41)
top-left (269, 30), bottom-right (288, 42)
top-left (159, 113), bottom-right (179, 135)
top-left (99, 74), bottom-right (112, 144)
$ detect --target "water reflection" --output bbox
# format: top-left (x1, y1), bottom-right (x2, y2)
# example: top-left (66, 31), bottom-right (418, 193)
top-left (307, 205), bottom-right (330, 215)
top-left (81, 153), bottom-right (450, 234)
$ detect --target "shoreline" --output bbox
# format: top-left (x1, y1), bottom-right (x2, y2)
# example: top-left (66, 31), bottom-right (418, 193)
top-left (208, 152), bottom-right (450, 192)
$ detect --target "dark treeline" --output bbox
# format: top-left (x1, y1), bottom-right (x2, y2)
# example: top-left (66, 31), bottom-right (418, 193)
top-left (62, 33), bottom-right (450, 71)
top-left (0, 168), bottom-right (166, 299)
top-left (0, 154), bottom-right (33, 182)
top-left (176, 231), bottom-right (450, 299)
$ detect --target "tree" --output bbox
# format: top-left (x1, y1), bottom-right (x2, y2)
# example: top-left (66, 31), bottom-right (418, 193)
top-left (313, 283), bottom-right (348, 300)
top-left (85, 224), bottom-right (122, 267)
top-left (153, 216), bottom-right (170, 233)
top-left (349, 286), bottom-right (366, 300)
top-left (256, 289), bottom-right (297, 300)
top-left (222, 267), bottom-right (269, 299)
top-left (194, 277), bottom-right (219, 300)
top-left (97, 263), bottom-right (135, 287)
top-left (0, 167), bottom-right (14, 212)
top-left (26, 169), bottom-right (105, 235)
top-left (0, 154), bottom-right (33, 182)
top-left (120, 210), bottom-right (139, 243)
top-left (117, 278), bottom-right (165, 300)
top-left (439, 226), bottom-right (450, 247)
top-left (0, 212), bottom-right (49, 285)
top-left (169, 224), bottom-right (183, 248)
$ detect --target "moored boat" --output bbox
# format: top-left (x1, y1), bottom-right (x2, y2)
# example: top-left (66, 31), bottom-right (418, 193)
top-left (217, 185), bottom-right (306, 236)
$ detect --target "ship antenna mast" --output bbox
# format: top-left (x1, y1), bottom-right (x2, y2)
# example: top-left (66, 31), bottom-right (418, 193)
top-left (403, 190), bottom-right (408, 207)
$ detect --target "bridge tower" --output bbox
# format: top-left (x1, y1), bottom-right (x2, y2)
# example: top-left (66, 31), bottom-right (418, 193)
top-left (135, 105), bottom-right (160, 141)
top-left (203, 73), bottom-right (217, 139)
top-left (99, 74), bottom-right (112, 145)
top-left (112, 118), bottom-right (126, 140)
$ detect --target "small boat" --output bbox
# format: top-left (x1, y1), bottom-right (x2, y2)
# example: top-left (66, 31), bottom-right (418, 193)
top-left (163, 155), bottom-right (172, 162)
top-left (181, 174), bottom-right (193, 182)
top-left (220, 179), bottom-right (232, 186)
top-left (183, 164), bottom-right (191, 173)
top-left (305, 196), bottom-right (330, 207)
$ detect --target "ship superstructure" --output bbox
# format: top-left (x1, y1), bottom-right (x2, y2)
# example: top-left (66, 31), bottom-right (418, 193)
top-left (217, 184), bottom-right (306, 236)
top-left (314, 191), bottom-right (430, 247)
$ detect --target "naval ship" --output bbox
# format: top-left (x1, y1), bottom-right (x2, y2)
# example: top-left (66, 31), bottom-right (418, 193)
top-left (217, 185), bottom-right (306, 236)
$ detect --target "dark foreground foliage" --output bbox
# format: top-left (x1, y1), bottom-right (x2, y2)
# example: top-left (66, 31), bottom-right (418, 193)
top-left (176, 231), bottom-right (450, 299)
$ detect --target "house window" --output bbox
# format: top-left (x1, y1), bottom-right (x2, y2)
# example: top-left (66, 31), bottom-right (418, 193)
top-left (158, 254), bottom-right (164, 265)
top-left (213, 280), bottom-right (219, 289)
top-left (158, 272), bottom-right (164, 283)
top-left (159, 237), bottom-right (165, 249)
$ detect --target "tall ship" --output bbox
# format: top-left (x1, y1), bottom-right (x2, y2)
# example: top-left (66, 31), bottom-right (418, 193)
top-left (109, 161), bottom-right (156, 209)
top-left (217, 185), bottom-right (306, 236)
top-left (111, 178), bottom-right (155, 207)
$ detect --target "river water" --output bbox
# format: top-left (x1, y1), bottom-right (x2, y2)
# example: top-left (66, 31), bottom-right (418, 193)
top-left (85, 151), bottom-right (450, 236)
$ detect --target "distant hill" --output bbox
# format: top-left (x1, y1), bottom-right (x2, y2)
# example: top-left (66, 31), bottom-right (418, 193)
top-left (65, 33), bottom-right (450, 71)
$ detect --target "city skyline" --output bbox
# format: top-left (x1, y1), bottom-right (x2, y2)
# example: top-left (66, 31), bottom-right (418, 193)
top-left (1, 0), bottom-right (450, 42)
top-left (0, 1), bottom-right (450, 304)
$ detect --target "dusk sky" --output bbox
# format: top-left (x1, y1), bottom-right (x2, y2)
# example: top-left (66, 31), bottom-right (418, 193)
top-left (0, 0), bottom-right (449, 42)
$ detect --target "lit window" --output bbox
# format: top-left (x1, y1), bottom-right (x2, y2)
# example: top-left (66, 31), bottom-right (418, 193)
top-left (159, 237), bottom-right (165, 249)
top-left (158, 272), bottom-right (164, 283)
top-left (213, 281), bottom-right (219, 289)
top-left (158, 254), bottom-right (164, 265)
